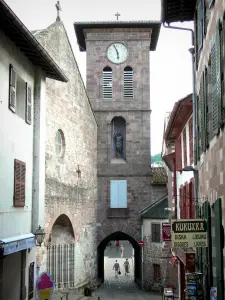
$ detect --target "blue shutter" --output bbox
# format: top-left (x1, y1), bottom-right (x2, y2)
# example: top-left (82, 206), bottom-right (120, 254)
top-left (118, 180), bottom-right (127, 208)
top-left (110, 180), bottom-right (118, 208)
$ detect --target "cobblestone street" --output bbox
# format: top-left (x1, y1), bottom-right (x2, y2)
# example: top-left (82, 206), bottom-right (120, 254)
top-left (95, 241), bottom-right (162, 300)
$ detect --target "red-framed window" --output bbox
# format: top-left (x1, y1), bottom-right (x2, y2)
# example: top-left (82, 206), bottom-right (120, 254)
top-left (183, 129), bottom-right (187, 167)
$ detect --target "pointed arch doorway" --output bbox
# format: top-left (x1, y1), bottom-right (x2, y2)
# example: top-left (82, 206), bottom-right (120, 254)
top-left (97, 231), bottom-right (141, 285)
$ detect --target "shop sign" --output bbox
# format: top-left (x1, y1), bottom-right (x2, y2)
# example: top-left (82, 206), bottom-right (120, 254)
top-left (171, 219), bottom-right (207, 248)
top-left (162, 223), bottom-right (171, 241)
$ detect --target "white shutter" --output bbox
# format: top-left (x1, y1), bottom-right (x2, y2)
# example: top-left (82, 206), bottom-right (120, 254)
top-left (9, 64), bottom-right (17, 112)
top-left (124, 67), bottom-right (133, 98)
top-left (103, 67), bottom-right (112, 99)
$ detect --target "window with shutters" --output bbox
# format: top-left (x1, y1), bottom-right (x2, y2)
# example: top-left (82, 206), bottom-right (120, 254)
top-left (175, 136), bottom-right (182, 171)
top-left (153, 264), bottom-right (161, 281)
top-left (124, 66), bottom-right (133, 98)
top-left (183, 128), bottom-right (187, 167)
top-left (14, 159), bottom-right (26, 207)
top-left (189, 117), bottom-right (194, 165)
top-left (103, 67), bottom-right (112, 99)
top-left (110, 180), bottom-right (127, 208)
top-left (205, 63), bottom-right (213, 145)
top-left (151, 223), bottom-right (161, 243)
top-left (199, 73), bottom-right (207, 154)
top-left (9, 64), bottom-right (32, 124)
top-left (211, 21), bottom-right (222, 135)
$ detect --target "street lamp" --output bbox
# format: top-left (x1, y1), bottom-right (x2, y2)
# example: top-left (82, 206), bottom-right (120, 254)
top-left (35, 225), bottom-right (45, 246)
top-left (182, 166), bottom-right (199, 218)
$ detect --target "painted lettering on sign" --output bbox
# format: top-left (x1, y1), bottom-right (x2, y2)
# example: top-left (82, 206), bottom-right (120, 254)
top-left (172, 220), bottom-right (206, 233)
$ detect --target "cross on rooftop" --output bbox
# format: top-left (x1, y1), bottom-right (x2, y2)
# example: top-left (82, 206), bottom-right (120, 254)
top-left (115, 12), bottom-right (120, 21)
top-left (55, 1), bottom-right (62, 22)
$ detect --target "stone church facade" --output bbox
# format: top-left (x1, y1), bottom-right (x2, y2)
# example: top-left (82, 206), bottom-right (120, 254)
top-left (75, 21), bottom-right (161, 285)
top-left (33, 20), bottom-right (98, 289)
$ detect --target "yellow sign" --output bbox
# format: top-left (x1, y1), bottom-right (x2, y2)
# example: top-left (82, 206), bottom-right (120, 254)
top-left (171, 219), bottom-right (208, 248)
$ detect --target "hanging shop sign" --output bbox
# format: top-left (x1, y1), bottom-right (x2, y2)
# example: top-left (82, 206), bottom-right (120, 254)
top-left (171, 219), bottom-right (207, 248)
top-left (162, 223), bottom-right (171, 241)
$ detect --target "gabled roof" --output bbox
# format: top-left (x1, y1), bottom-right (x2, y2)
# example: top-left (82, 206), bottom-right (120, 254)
top-left (74, 21), bottom-right (161, 51)
top-left (0, 0), bottom-right (68, 82)
top-left (161, 0), bottom-right (196, 23)
top-left (164, 93), bottom-right (192, 143)
top-left (151, 167), bottom-right (168, 185)
top-left (140, 194), bottom-right (169, 219)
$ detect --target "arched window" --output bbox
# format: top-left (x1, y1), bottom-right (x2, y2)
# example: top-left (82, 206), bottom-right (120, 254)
top-left (111, 116), bottom-right (126, 160)
top-left (55, 129), bottom-right (65, 158)
top-left (103, 67), bottom-right (112, 99)
top-left (124, 66), bottom-right (133, 98)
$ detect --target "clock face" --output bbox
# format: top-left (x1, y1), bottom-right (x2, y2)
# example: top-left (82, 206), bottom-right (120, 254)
top-left (107, 43), bottom-right (128, 64)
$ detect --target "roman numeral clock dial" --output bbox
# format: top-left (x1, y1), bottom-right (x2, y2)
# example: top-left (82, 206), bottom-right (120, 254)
top-left (107, 43), bottom-right (128, 64)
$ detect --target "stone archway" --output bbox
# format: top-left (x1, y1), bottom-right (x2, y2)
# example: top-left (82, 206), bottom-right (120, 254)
top-left (47, 214), bottom-right (75, 289)
top-left (97, 223), bottom-right (141, 285)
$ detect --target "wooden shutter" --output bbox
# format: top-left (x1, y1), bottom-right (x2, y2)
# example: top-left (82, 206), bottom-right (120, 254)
top-left (183, 129), bottom-right (187, 167)
top-left (9, 64), bottom-right (17, 113)
top-left (183, 185), bottom-right (186, 218)
top-left (190, 178), bottom-right (195, 218)
top-left (199, 73), bottom-right (206, 153)
top-left (124, 67), bottom-right (133, 98)
top-left (186, 183), bottom-right (190, 219)
top-left (14, 159), bottom-right (26, 207)
top-left (189, 117), bottom-right (194, 165)
top-left (197, 0), bottom-right (204, 52)
top-left (26, 83), bottom-right (32, 125)
top-left (118, 180), bottom-right (127, 208)
top-left (179, 185), bottom-right (183, 219)
top-left (175, 136), bottom-right (182, 171)
top-left (212, 21), bottom-right (222, 135)
top-left (103, 67), bottom-right (112, 99)
top-left (110, 180), bottom-right (118, 208)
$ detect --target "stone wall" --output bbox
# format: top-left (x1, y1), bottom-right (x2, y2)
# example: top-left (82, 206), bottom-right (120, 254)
top-left (34, 21), bottom-right (98, 288)
top-left (85, 27), bottom-right (152, 247)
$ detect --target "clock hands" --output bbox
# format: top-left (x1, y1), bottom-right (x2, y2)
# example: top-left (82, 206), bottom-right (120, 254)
top-left (113, 45), bottom-right (119, 60)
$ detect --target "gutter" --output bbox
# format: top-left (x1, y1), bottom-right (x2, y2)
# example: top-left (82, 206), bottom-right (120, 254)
top-left (163, 22), bottom-right (198, 218)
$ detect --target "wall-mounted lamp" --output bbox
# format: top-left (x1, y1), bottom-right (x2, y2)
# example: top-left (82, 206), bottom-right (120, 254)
top-left (76, 165), bottom-right (81, 178)
top-left (35, 225), bottom-right (45, 246)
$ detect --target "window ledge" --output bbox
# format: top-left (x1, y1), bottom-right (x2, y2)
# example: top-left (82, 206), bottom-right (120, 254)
top-left (110, 158), bottom-right (126, 164)
top-left (107, 208), bottom-right (129, 218)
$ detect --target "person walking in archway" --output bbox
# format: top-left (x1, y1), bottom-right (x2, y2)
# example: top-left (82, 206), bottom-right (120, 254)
top-left (113, 260), bottom-right (120, 278)
top-left (115, 240), bottom-right (119, 252)
top-left (124, 258), bottom-right (130, 275)
top-left (120, 244), bottom-right (124, 258)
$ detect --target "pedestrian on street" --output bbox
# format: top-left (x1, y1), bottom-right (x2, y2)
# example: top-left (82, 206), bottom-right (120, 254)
top-left (124, 258), bottom-right (130, 275)
top-left (113, 260), bottom-right (120, 278)
top-left (120, 244), bottom-right (124, 258)
top-left (115, 240), bottom-right (119, 252)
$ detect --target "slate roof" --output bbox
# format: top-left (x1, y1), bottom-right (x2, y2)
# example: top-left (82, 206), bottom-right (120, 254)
top-left (140, 194), bottom-right (169, 219)
top-left (74, 21), bottom-right (161, 51)
top-left (0, 0), bottom-right (68, 82)
top-left (161, 0), bottom-right (196, 23)
top-left (151, 167), bottom-right (168, 184)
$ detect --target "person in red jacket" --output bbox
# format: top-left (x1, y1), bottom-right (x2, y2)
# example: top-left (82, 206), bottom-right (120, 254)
top-left (115, 240), bottom-right (119, 252)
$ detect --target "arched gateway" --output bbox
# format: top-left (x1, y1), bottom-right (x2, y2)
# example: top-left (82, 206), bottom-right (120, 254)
top-left (97, 223), bottom-right (141, 284)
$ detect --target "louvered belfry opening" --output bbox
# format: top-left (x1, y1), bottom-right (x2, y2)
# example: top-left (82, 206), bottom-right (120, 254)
top-left (124, 66), bottom-right (133, 98)
top-left (103, 66), bottom-right (112, 99)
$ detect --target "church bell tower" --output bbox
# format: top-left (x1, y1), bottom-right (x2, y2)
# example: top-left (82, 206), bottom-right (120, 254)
top-left (74, 18), bottom-right (161, 283)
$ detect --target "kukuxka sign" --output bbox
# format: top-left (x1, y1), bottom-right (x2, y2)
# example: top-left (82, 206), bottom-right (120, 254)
top-left (171, 219), bottom-right (208, 248)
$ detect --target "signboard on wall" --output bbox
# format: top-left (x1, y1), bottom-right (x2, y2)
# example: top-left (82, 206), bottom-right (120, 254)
top-left (171, 219), bottom-right (207, 248)
top-left (162, 223), bottom-right (171, 241)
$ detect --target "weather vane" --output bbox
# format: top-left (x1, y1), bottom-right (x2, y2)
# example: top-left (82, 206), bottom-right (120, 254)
top-left (115, 12), bottom-right (120, 21)
top-left (55, 1), bottom-right (62, 22)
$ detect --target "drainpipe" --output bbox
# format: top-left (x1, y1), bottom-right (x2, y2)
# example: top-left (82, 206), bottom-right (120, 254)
top-left (163, 23), bottom-right (198, 216)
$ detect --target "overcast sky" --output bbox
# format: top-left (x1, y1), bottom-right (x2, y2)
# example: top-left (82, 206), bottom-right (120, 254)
top-left (6, 0), bottom-right (193, 155)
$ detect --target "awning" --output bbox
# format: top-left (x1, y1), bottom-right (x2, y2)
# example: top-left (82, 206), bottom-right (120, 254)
top-left (0, 233), bottom-right (36, 256)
